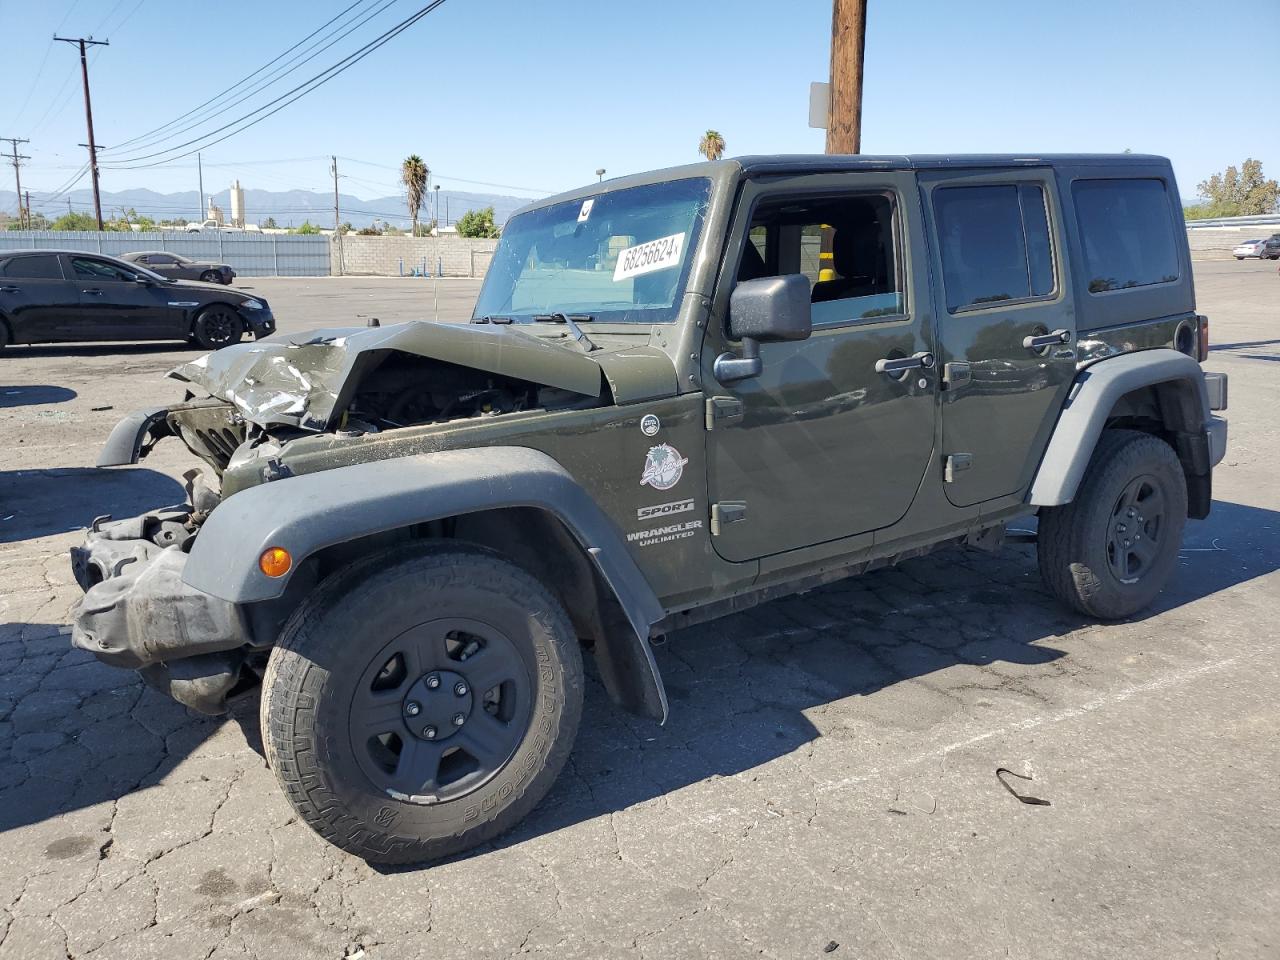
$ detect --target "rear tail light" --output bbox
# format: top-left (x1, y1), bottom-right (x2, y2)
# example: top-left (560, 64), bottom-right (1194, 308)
top-left (1197, 315), bottom-right (1209, 363)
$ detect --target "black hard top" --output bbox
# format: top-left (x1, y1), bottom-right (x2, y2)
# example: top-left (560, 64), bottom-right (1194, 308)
top-left (733, 153), bottom-right (1169, 175)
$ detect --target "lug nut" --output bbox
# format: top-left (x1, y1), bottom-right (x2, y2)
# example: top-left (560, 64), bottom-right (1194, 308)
top-left (405, 701), bottom-right (421, 717)
top-left (423, 725), bottom-right (437, 739)
top-left (1116, 523), bottom-right (1126, 533)
top-left (452, 713), bottom-right (465, 727)
top-left (454, 682), bottom-right (468, 697)
top-left (426, 674), bottom-right (440, 689)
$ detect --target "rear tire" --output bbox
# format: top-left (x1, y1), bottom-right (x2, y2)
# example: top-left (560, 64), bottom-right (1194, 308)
top-left (0, 321), bottom-right (9, 350)
top-left (261, 543), bottom-right (583, 864)
top-left (191, 305), bottom-right (242, 350)
top-left (200, 270), bottom-right (220, 283)
top-left (1037, 429), bottom-right (1187, 620)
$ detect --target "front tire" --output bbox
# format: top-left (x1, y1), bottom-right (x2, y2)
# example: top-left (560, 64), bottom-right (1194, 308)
top-left (1037, 429), bottom-right (1187, 620)
top-left (200, 270), bottom-right (220, 283)
top-left (261, 544), bottom-right (583, 864)
top-left (191, 305), bottom-right (242, 350)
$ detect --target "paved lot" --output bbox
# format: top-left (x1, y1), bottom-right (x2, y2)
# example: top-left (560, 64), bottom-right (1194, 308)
top-left (0, 262), bottom-right (1277, 959)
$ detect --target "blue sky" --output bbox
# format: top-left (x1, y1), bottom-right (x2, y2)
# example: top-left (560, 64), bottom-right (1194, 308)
top-left (1, 0), bottom-right (1277, 210)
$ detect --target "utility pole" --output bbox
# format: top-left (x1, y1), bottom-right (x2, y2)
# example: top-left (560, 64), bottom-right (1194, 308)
top-left (55, 36), bottom-right (108, 230)
top-left (331, 155), bottom-right (343, 276)
top-left (434, 184), bottom-right (440, 233)
top-left (24, 191), bottom-right (31, 229)
top-left (197, 152), bottom-right (204, 221)
top-left (1, 137), bottom-right (30, 227)
top-left (825, 0), bottom-right (867, 154)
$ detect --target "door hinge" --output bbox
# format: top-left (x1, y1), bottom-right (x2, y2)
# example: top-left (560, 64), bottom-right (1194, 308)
top-left (710, 501), bottom-right (747, 535)
top-left (942, 362), bottom-right (971, 390)
top-left (944, 453), bottom-right (973, 483)
top-left (705, 396), bottom-right (744, 430)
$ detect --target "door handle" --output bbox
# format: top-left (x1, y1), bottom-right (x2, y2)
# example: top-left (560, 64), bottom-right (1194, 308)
top-left (1022, 329), bottom-right (1070, 350)
top-left (875, 351), bottom-right (935, 375)
top-left (81, 288), bottom-right (103, 296)
top-left (0, 285), bottom-right (18, 293)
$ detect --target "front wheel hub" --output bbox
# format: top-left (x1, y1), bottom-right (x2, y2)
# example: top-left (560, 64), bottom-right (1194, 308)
top-left (402, 669), bottom-right (473, 741)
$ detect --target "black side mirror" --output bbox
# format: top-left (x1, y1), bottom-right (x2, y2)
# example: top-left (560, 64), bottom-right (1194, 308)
top-left (714, 274), bottom-right (812, 383)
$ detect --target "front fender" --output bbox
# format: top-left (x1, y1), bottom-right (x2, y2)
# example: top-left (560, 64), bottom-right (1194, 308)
top-left (183, 446), bottom-right (669, 718)
top-left (1028, 349), bottom-right (1212, 507)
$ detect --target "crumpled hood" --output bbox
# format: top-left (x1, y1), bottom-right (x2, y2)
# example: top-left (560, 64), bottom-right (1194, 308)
top-left (167, 320), bottom-right (627, 431)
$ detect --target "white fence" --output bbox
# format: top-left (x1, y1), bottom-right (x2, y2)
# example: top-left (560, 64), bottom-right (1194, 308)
top-left (0, 230), bottom-right (331, 277)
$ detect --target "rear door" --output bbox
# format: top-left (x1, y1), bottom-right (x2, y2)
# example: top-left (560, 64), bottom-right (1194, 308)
top-left (0, 254), bottom-right (78, 343)
top-left (918, 168), bottom-right (1077, 507)
top-left (66, 255), bottom-right (180, 341)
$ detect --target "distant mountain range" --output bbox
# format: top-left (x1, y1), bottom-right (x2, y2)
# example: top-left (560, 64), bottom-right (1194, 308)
top-left (0, 185), bottom-right (537, 228)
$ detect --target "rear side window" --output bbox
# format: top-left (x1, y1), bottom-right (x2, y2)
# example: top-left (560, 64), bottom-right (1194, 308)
top-left (0, 254), bottom-right (64, 280)
top-left (933, 183), bottom-right (1055, 312)
top-left (1072, 179), bottom-right (1179, 293)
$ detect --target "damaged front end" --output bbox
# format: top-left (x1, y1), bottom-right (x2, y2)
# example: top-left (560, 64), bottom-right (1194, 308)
top-left (69, 473), bottom-right (264, 714)
top-left (71, 319), bottom-right (645, 714)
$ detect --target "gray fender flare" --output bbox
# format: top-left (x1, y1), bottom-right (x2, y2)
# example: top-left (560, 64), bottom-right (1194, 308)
top-left (1027, 348), bottom-right (1211, 507)
top-left (184, 446), bottom-right (669, 719)
top-left (97, 405), bottom-right (172, 466)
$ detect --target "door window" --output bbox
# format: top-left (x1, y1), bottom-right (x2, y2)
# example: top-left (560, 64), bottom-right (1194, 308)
top-left (0, 255), bottom-right (64, 279)
top-left (933, 183), bottom-right (1055, 312)
top-left (739, 193), bottom-right (904, 326)
top-left (71, 257), bottom-right (137, 282)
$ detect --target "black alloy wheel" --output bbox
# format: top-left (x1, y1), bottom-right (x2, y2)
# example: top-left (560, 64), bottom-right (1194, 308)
top-left (192, 305), bottom-right (242, 350)
top-left (261, 544), bottom-right (583, 864)
top-left (1105, 474), bottom-right (1166, 584)
top-left (349, 616), bottom-right (533, 803)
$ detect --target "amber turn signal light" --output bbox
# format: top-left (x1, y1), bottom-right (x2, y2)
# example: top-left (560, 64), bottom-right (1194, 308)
top-left (259, 546), bottom-right (292, 578)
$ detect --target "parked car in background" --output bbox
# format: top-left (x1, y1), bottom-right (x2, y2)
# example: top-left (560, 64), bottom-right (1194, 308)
top-left (1260, 234), bottom-right (1280, 260)
top-left (183, 219), bottom-right (253, 233)
top-left (0, 249), bottom-right (273, 350)
top-left (1232, 238), bottom-right (1268, 259)
top-left (121, 251), bottom-right (236, 285)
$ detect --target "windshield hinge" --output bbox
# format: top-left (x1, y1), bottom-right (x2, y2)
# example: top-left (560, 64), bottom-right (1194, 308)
top-left (705, 396), bottom-right (744, 430)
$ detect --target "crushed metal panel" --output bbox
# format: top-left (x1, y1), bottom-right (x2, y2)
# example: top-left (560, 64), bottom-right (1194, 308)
top-left (168, 320), bottom-right (604, 430)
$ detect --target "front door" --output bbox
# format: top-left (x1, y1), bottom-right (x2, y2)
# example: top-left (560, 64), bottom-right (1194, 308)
top-left (918, 170), bottom-right (1077, 507)
top-left (703, 173), bottom-right (937, 562)
top-left (65, 255), bottom-right (178, 341)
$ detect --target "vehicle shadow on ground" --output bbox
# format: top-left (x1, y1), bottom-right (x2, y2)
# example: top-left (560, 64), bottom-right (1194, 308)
top-left (1, 342), bottom-right (199, 359)
top-left (1210, 339), bottom-right (1280, 352)
top-left (1, 500), bottom-right (1276, 849)
top-left (0, 385), bottom-right (77, 407)
top-left (0, 467), bottom-right (186, 543)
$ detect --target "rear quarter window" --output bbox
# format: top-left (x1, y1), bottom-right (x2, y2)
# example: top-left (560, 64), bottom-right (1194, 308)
top-left (1072, 179), bottom-right (1179, 293)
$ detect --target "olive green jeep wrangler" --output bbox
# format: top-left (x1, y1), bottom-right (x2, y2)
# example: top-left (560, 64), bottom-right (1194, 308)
top-left (71, 154), bottom-right (1228, 863)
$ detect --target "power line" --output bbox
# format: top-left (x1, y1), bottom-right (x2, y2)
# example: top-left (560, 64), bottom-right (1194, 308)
top-left (100, 0), bottom-right (449, 169)
top-left (105, 0), bottom-right (391, 154)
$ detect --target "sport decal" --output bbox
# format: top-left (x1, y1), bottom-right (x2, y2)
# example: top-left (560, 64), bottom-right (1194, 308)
top-left (637, 498), bottom-right (695, 521)
top-left (640, 444), bottom-right (688, 491)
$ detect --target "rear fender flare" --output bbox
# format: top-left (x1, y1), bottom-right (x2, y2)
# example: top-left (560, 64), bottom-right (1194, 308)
top-left (184, 446), bottom-right (670, 721)
top-left (1028, 349), bottom-right (1211, 507)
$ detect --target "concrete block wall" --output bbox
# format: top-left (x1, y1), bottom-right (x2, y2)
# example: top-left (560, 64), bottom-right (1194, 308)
top-left (1186, 227), bottom-right (1278, 260)
top-left (335, 236), bottom-right (499, 277)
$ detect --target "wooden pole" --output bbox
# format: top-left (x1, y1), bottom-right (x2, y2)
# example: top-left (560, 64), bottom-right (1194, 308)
top-left (825, 0), bottom-right (867, 155)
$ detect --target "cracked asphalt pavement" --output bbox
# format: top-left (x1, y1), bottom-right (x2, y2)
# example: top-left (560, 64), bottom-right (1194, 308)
top-left (1, 265), bottom-right (1277, 959)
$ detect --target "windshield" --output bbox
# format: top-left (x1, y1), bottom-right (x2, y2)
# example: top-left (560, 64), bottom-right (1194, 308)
top-left (473, 178), bottom-right (712, 324)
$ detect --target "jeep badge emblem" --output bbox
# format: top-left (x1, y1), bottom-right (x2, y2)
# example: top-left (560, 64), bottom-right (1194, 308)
top-left (640, 414), bottom-right (661, 437)
top-left (640, 444), bottom-right (688, 490)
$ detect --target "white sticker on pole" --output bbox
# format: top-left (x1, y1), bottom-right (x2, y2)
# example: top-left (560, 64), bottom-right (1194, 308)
top-left (613, 232), bottom-right (685, 281)
top-left (578, 198), bottom-right (594, 222)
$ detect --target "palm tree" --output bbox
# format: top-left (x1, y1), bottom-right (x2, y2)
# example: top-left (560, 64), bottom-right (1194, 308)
top-left (401, 154), bottom-right (428, 237)
top-left (698, 130), bottom-right (726, 162)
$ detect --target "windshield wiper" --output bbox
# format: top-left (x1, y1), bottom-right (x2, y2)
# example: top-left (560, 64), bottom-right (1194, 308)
top-left (534, 313), bottom-right (598, 352)
top-left (471, 315), bottom-right (513, 324)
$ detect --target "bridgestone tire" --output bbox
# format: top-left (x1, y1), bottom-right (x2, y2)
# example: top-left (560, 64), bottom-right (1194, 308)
top-left (261, 543), bottom-right (583, 864)
top-left (1037, 429), bottom-right (1187, 620)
